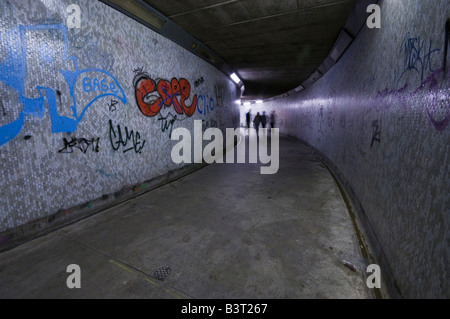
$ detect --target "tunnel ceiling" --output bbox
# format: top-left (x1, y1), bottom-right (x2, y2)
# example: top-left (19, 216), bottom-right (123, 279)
top-left (142, 0), bottom-right (356, 101)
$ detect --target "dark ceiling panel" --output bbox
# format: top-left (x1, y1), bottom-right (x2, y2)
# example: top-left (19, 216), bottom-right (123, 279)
top-left (142, 0), bottom-right (356, 100)
top-left (143, 0), bottom-right (238, 17)
top-left (167, 0), bottom-right (300, 28)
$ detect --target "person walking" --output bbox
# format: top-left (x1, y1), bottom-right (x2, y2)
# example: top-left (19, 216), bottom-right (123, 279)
top-left (246, 110), bottom-right (251, 130)
top-left (261, 111), bottom-right (267, 133)
top-left (253, 112), bottom-right (261, 135)
top-left (270, 111), bottom-right (276, 131)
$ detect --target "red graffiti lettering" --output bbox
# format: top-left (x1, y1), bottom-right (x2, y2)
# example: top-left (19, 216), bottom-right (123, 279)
top-left (134, 73), bottom-right (197, 117)
top-left (134, 75), bottom-right (161, 117)
top-left (179, 78), bottom-right (196, 117)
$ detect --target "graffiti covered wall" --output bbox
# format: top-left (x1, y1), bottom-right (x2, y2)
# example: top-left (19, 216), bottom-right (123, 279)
top-left (0, 0), bottom-right (240, 246)
top-left (246, 1), bottom-right (449, 298)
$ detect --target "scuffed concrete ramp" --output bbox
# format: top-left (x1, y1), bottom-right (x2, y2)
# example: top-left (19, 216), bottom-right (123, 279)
top-left (0, 134), bottom-right (377, 299)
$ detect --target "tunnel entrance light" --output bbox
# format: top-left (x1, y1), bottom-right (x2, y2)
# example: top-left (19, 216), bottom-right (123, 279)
top-left (230, 73), bottom-right (241, 84)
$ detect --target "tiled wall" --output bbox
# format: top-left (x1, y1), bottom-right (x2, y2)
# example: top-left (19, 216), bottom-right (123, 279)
top-left (244, 0), bottom-right (449, 298)
top-left (0, 0), bottom-right (240, 247)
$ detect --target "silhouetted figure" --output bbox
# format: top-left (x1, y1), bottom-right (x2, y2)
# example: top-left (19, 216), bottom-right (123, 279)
top-left (246, 110), bottom-right (251, 130)
top-left (270, 111), bottom-right (276, 130)
top-left (261, 111), bottom-right (267, 131)
top-left (253, 112), bottom-right (261, 135)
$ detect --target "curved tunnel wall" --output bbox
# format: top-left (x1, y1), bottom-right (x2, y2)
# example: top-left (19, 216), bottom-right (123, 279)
top-left (244, 0), bottom-right (449, 298)
top-left (0, 1), bottom-right (240, 250)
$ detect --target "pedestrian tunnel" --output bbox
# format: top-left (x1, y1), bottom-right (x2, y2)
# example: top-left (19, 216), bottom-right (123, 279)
top-left (0, 0), bottom-right (448, 299)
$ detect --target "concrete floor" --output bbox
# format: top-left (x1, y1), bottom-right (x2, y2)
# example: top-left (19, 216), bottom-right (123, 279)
top-left (0, 130), bottom-right (376, 299)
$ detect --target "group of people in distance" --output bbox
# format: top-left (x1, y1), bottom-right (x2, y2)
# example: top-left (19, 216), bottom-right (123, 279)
top-left (245, 110), bottom-right (276, 135)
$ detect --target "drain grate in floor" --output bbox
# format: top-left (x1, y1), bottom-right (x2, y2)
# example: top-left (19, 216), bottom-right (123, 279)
top-left (153, 267), bottom-right (171, 281)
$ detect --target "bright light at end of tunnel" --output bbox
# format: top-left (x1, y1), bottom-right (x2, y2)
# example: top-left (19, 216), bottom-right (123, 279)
top-left (256, 100), bottom-right (263, 104)
top-left (243, 102), bottom-right (251, 106)
top-left (230, 73), bottom-right (241, 84)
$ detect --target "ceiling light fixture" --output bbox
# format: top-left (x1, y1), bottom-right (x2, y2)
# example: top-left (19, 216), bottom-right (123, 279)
top-left (230, 73), bottom-right (241, 84)
top-left (105, 0), bottom-right (166, 30)
top-left (330, 30), bottom-right (353, 62)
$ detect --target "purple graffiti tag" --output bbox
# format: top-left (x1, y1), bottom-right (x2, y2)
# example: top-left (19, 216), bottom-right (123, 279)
top-left (414, 68), bottom-right (450, 131)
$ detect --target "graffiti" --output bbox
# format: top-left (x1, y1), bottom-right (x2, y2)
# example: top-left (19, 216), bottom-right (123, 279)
top-left (108, 119), bottom-right (146, 154)
top-left (56, 90), bottom-right (63, 106)
top-left (133, 67), bottom-right (145, 75)
top-left (376, 84), bottom-right (409, 113)
top-left (133, 71), bottom-right (197, 117)
top-left (142, 38), bottom-right (158, 50)
top-left (371, 119), bottom-right (381, 148)
top-left (96, 168), bottom-right (118, 179)
top-left (0, 23), bottom-right (126, 147)
top-left (356, 118), bottom-right (367, 158)
top-left (82, 42), bottom-right (115, 72)
top-left (379, 65), bottom-right (449, 131)
top-left (67, 27), bottom-right (85, 49)
top-left (108, 99), bottom-right (118, 112)
top-left (116, 35), bottom-right (124, 47)
top-left (194, 77), bottom-right (205, 87)
top-left (214, 84), bottom-right (224, 108)
top-left (318, 106), bottom-right (325, 134)
top-left (39, 42), bottom-right (55, 72)
top-left (326, 111), bottom-right (335, 131)
top-left (82, 77), bottom-right (121, 94)
top-left (157, 112), bottom-right (178, 138)
top-left (58, 137), bottom-right (100, 153)
top-left (0, 101), bottom-right (6, 116)
top-left (197, 94), bottom-right (215, 115)
top-left (0, 0), bottom-right (13, 20)
top-left (202, 119), bottom-right (218, 132)
top-left (395, 33), bottom-right (441, 87)
top-left (414, 68), bottom-right (450, 131)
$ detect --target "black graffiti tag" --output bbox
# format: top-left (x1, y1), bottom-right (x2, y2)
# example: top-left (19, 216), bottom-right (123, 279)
top-left (58, 137), bottom-right (100, 153)
top-left (371, 119), bottom-right (381, 148)
top-left (108, 99), bottom-right (118, 112)
top-left (158, 113), bottom-right (177, 138)
top-left (108, 119), bottom-right (146, 154)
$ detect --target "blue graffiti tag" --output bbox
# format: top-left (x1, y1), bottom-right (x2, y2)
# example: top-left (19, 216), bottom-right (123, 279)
top-left (0, 23), bottom-right (126, 146)
top-left (197, 94), bottom-right (215, 115)
top-left (395, 33), bottom-right (441, 87)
